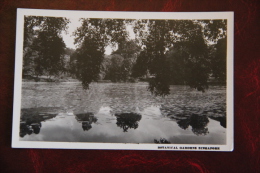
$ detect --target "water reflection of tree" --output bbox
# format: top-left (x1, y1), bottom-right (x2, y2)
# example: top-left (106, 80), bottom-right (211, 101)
top-left (20, 109), bottom-right (57, 137)
top-left (115, 113), bottom-right (142, 132)
top-left (154, 138), bottom-right (171, 144)
top-left (177, 114), bottom-right (209, 136)
top-left (75, 113), bottom-right (97, 131)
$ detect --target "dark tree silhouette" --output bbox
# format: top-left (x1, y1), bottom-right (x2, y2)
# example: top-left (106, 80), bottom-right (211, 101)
top-left (115, 113), bottom-right (142, 132)
top-left (211, 37), bottom-right (227, 82)
top-left (131, 51), bottom-right (150, 78)
top-left (73, 18), bottom-right (129, 88)
top-left (106, 40), bottom-right (141, 82)
top-left (31, 123), bottom-right (42, 134)
top-left (132, 19), bottom-right (227, 96)
top-left (23, 17), bottom-right (227, 95)
top-left (23, 16), bottom-right (43, 76)
top-left (106, 54), bottom-right (125, 82)
top-left (32, 31), bottom-right (66, 78)
top-left (23, 16), bottom-right (70, 79)
top-left (189, 114), bottom-right (209, 136)
top-left (75, 112), bottom-right (98, 131)
top-left (73, 37), bottom-right (105, 89)
top-left (19, 108), bottom-right (57, 137)
top-left (177, 118), bottom-right (190, 130)
top-left (176, 114), bottom-right (209, 136)
top-left (154, 138), bottom-right (171, 144)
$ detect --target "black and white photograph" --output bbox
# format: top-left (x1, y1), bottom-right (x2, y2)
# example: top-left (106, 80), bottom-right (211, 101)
top-left (12, 9), bottom-right (233, 151)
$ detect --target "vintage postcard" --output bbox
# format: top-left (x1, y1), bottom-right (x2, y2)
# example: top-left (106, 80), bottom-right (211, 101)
top-left (12, 9), bottom-right (233, 151)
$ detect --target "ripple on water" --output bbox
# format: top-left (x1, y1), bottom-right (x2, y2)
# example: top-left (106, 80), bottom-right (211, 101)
top-left (20, 82), bottom-right (226, 144)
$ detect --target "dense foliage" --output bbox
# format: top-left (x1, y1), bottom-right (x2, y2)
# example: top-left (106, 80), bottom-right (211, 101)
top-left (23, 16), bottom-right (227, 96)
top-left (131, 19), bottom-right (226, 95)
top-left (23, 16), bottom-right (70, 79)
top-left (72, 18), bottom-right (128, 88)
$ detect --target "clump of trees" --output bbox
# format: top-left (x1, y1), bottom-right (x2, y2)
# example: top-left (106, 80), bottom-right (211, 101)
top-left (23, 16), bottom-right (227, 96)
top-left (67, 19), bottom-right (122, 88)
top-left (131, 19), bottom-right (227, 95)
top-left (23, 16), bottom-right (70, 80)
top-left (104, 40), bottom-right (141, 82)
top-left (177, 114), bottom-right (209, 136)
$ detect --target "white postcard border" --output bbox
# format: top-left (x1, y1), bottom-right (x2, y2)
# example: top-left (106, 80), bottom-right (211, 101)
top-left (12, 8), bottom-right (234, 151)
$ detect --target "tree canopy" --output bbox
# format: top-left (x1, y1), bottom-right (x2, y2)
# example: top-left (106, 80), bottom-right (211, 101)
top-left (71, 18), bottom-right (227, 95)
top-left (72, 18), bottom-right (129, 88)
top-left (23, 16), bottom-right (227, 96)
top-left (131, 19), bottom-right (226, 95)
top-left (23, 16), bottom-right (70, 79)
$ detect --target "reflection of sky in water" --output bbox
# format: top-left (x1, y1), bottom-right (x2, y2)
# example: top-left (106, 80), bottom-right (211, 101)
top-left (21, 83), bottom-right (226, 144)
top-left (20, 106), bottom-right (226, 144)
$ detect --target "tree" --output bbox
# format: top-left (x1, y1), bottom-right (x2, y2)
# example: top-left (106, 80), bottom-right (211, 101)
top-left (23, 16), bottom-right (43, 76)
top-left (202, 20), bottom-right (227, 43)
top-left (73, 36), bottom-right (104, 89)
top-left (112, 39), bottom-right (140, 59)
top-left (73, 18), bottom-right (129, 88)
top-left (72, 18), bottom-right (227, 95)
top-left (168, 29), bottom-right (211, 92)
top-left (132, 19), bottom-right (227, 95)
top-left (106, 54), bottom-right (125, 82)
top-left (100, 55), bottom-right (112, 80)
top-left (177, 114), bottom-right (209, 136)
top-left (115, 113), bottom-right (142, 132)
top-left (105, 40), bottom-right (141, 82)
top-left (32, 31), bottom-right (66, 78)
top-left (211, 37), bottom-right (227, 82)
top-left (23, 16), bottom-right (70, 79)
top-left (165, 47), bottom-right (186, 85)
top-left (131, 51), bottom-right (150, 78)
top-left (132, 20), bottom-right (173, 96)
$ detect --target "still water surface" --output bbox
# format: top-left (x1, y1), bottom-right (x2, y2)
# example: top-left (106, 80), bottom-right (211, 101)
top-left (20, 82), bottom-right (226, 144)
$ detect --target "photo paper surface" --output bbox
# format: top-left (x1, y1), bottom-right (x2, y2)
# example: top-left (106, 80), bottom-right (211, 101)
top-left (12, 9), bottom-right (233, 151)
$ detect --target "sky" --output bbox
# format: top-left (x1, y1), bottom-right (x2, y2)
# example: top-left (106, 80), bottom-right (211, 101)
top-left (62, 18), bottom-right (135, 55)
top-left (62, 17), bottom-right (81, 49)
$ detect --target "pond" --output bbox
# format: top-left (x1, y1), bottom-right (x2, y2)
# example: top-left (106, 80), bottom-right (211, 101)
top-left (20, 82), bottom-right (226, 144)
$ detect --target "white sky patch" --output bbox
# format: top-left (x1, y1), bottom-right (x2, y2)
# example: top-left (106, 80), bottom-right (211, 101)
top-left (126, 24), bottom-right (136, 40)
top-left (105, 46), bottom-right (113, 55)
top-left (62, 17), bottom-right (82, 49)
